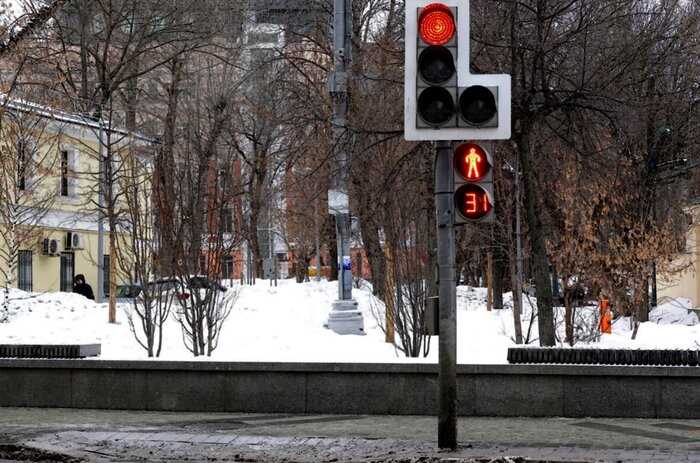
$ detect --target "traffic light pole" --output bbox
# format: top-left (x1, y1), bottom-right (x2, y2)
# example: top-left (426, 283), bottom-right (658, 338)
top-left (435, 140), bottom-right (457, 449)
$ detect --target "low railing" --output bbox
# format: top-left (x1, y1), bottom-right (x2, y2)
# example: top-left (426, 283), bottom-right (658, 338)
top-left (508, 347), bottom-right (700, 366)
top-left (0, 344), bottom-right (101, 359)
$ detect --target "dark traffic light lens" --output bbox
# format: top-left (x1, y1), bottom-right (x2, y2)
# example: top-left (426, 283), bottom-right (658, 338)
top-left (418, 46), bottom-right (455, 84)
top-left (455, 184), bottom-right (492, 220)
top-left (459, 85), bottom-right (497, 125)
top-left (418, 86), bottom-right (455, 126)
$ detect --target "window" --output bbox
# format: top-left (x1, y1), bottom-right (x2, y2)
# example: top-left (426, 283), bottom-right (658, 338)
top-left (218, 166), bottom-right (229, 191)
top-left (103, 255), bottom-right (110, 298)
top-left (60, 150), bottom-right (69, 196)
top-left (199, 255), bottom-right (207, 274)
top-left (60, 252), bottom-right (75, 292)
top-left (18, 140), bottom-right (27, 191)
top-left (17, 251), bottom-right (32, 292)
top-left (150, 15), bottom-right (167, 33)
top-left (222, 205), bottom-right (234, 233)
top-left (221, 255), bottom-right (234, 280)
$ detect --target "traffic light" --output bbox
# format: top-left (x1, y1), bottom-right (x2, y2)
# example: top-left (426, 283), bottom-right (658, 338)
top-left (416, 3), bottom-right (457, 128)
top-left (405, 0), bottom-right (511, 141)
top-left (453, 142), bottom-right (494, 224)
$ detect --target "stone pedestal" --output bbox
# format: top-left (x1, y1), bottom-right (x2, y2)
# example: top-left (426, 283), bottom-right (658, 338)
top-left (326, 299), bottom-right (364, 335)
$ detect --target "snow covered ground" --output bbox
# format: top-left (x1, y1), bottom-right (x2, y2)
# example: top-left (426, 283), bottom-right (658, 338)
top-left (0, 280), bottom-right (698, 363)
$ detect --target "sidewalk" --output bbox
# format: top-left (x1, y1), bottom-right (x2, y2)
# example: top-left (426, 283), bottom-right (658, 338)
top-left (1, 408), bottom-right (698, 462)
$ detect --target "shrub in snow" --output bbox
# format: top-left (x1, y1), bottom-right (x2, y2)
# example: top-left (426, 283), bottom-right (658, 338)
top-left (0, 292), bottom-right (8, 323)
top-left (123, 280), bottom-right (178, 358)
top-left (174, 277), bottom-right (238, 357)
top-left (368, 241), bottom-right (433, 358)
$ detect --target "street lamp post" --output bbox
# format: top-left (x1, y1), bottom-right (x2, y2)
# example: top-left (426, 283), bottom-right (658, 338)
top-left (326, 0), bottom-right (364, 335)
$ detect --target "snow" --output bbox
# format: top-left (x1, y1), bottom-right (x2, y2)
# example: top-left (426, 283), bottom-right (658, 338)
top-left (0, 280), bottom-right (698, 363)
top-left (649, 298), bottom-right (699, 326)
top-left (0, 93), bottom-right (156, 143)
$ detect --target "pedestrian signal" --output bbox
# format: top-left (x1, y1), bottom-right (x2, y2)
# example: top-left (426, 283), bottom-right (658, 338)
top-left (453, 142), bottom-right (494, 224)
top-left (454, 142), bottom-right (490, 181)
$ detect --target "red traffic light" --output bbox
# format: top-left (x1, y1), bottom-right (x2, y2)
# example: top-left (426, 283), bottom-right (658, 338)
top-left (419, 3), bottom-right (455, 46)
top-left (454, 143), bottom-right (490, 182)
top-left (455, 184), bottom-right (493, 220)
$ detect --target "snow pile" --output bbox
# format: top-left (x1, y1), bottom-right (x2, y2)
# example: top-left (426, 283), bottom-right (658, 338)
top-left (650, 298), bottom-right (699, 326)
top-left (0, 288), bottom-right (120, 346)
top-left (0, 280), bottom-right (699, 362)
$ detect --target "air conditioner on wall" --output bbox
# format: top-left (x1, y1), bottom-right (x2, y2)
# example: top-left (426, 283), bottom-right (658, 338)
top-left (42, 238), bottom-right (61, 257)
top-left (66, 232), bottom-right (84, 250)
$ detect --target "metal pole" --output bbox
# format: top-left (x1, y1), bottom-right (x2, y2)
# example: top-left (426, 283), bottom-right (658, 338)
top-left (96, 116), bottom-right (104, 303)
top-left (515, 154), bottom-right (524, 319)
top-left (269, 193), bottom-right (273, 286)
top-left (334, 0), bottom-right (352, 301)
top-left (326, 0), bottom-right (363, 334)
top-left (650, 187), bottom-right (657, 309)
top-left (315, 198), bottom-right (321, 281)
top-left (435, 140), bottom-right (456, 449)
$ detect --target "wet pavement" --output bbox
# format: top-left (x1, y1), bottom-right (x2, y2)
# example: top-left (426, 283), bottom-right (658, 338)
top-left (0, 408), bottom-right (698, 462)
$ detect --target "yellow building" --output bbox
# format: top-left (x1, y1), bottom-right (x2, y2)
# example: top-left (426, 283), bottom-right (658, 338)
top-left (0, 97), bottom-right (153, 298)
top-left (658, 202), bottom-right (700, 309)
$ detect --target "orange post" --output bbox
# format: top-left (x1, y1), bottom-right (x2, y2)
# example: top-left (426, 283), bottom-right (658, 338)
top-left (599, 299), bottom-right (612, 334)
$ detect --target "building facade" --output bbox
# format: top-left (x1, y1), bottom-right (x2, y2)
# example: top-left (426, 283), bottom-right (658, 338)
top-left (0, 98), bottom-right (151, 296)
top-left (659, 203), bottom-right (700, 309)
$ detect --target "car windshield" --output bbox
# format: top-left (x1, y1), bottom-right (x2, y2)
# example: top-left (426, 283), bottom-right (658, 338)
top-left (186, 276), bottom-right (226, 292)
top-left (116, 285), bottom-right (141, 298)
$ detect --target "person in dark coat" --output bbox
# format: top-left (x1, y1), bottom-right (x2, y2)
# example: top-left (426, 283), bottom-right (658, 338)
top-left (73, 274), bottom-right (95, 300)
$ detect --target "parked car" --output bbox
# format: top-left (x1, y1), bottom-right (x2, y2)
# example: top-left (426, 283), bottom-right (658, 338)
top-left (187, 276), bottom-right (227, 292)
top-left (174, 276), bottom-right (227, 301)
top-left (115, 278), bottom-right (180, 305)
top-left (117, 276), bottom-right (228, 304)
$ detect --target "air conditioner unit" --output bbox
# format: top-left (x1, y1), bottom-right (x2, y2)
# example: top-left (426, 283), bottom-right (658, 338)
top-left (42, 238), bottom-right (61, 257)
top-left (66, 232), bottom-right (85, 250)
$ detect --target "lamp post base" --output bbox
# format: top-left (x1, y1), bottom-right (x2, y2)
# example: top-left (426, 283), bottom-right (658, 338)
top-left (326, 300), bottom-right (365, 335)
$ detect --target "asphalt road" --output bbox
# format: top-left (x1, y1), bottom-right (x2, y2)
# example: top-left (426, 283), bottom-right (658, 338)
top-left (1, 408), bottom-right (698, 462)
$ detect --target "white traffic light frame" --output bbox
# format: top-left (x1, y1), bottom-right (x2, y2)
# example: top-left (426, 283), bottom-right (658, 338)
top-left (405, 0), bottom-right (511, 141)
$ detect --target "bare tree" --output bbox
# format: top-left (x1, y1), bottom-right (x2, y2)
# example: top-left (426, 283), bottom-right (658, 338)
top-left (22, 0), bottom-right (231, 323)
top-left (115, 138), bottom-right (174, 357)
top-left (169, 54), bottom-right (243, 356)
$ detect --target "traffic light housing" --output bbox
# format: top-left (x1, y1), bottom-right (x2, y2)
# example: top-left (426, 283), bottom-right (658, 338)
top-left (405, 0), bottom-right (511, 141)
top-left (453, 142), bottom-right (494, 224)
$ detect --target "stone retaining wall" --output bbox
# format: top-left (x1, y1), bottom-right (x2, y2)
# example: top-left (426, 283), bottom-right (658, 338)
top-left (0, 361), bottom-right (697, 418)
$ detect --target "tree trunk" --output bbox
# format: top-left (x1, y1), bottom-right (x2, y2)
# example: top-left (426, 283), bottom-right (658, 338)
top-left (295, 257), bottom-right (306, 283)
top-left (517, 129), bottom-right (555, 346)
top-left (108, 234), bottom-right (117, 323)
top-left (509, 246), bottom-right (524, 344)
top-left (564, 286), bottom-right (574, 346)
top-left (327, 215), bottom-right (338, 281)
top-left (249, 206), bottom-right (262, 279)
top-left (486, 251), bottom-right (493, 311)
top-left (359, 216), bottom-right (385, 297)
top-left (492, 242), bottom-right (505, 310)
top-left (639, 278), bottom-right (650, 323)
top-left (384, 242), bottom-right (395, 344)
top-left (155, 58), bottom-right (183, 275)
